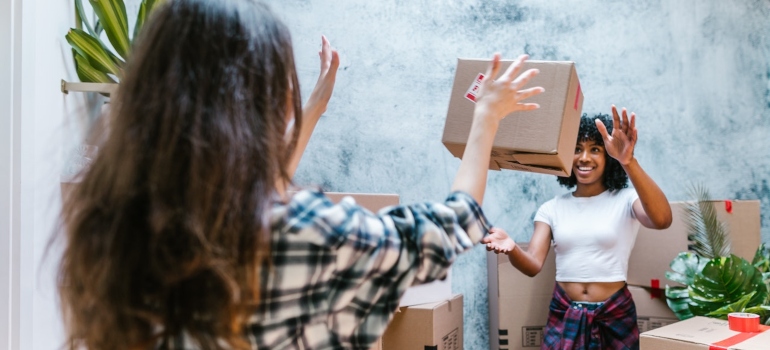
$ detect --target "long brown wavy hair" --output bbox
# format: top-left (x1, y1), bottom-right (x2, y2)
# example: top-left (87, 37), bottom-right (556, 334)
top-left (57, 0), bottom-right (302, 348)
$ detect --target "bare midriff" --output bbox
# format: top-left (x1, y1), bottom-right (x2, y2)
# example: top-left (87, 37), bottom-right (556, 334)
top-left (557, 281), bottom-right (626, 302)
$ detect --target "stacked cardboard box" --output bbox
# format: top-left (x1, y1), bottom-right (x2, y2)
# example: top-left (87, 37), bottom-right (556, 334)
top-left (381, 294), bottom-right (463, 350)
top-left (628, 286), bottom-right (678, 332)
top-left (488, 245), bottom-right (682, 349)
top-left (442, 59), bottom-right (584, 177)
top-left (641, 316), bottom-right (770, 349)
top-left (487, 244), bottom-right (556, 349)
top-left (628, 200), bottom-right (761, 289)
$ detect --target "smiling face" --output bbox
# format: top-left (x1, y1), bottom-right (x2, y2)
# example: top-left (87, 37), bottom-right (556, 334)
top-left (573, 139), bottom-right (607, 191)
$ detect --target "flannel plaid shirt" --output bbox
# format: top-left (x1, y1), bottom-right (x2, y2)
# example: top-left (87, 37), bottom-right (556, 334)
top-left (542, 283), bottom-right (639, 350)
top-left (163, 189), bottom-right (491, 349)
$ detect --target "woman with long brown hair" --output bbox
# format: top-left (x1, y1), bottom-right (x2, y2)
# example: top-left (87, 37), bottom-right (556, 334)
top-left (57, 0), bottom-right (544, 349)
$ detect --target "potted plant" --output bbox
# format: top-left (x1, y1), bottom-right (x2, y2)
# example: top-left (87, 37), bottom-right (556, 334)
top-left (665, 185), bottom-right (770, 324)
top-left (62, 0), bottom-right (164, 93)
top-left (61, 0), bottom-right (165, 198)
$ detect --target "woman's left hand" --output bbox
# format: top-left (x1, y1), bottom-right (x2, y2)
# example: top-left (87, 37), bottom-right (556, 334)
top-left (304, 35), bottom-right (340, 120)
top-left (596, 105), bottom-right (637, 166)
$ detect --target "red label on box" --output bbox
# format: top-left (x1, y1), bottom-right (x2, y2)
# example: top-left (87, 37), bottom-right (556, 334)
top-left (574, 83), bottom-right (581, 110)
top-left (464, 73), bottom-right (485, 103)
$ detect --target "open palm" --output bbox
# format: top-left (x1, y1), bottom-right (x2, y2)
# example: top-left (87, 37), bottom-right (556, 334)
top-left (596, 105), bottom-right (637, 166)
top-left (481, 227), bottom-right (516, 254)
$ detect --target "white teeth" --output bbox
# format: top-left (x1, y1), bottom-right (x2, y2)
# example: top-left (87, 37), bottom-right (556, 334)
top-left (578, 167), bottom-right (593, 171)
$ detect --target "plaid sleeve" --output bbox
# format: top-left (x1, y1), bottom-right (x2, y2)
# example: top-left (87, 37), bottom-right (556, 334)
top-left (300, 190), bottom-right (492, 348)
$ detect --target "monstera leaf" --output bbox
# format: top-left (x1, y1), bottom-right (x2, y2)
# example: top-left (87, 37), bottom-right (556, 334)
top-left (687, 255), bottom-right (768, 318)
top-left (665, 285), bottom-right (695, 320)
top-left (664, 252), bottom-right (707, 320)
top-left (665, 252), bottom-right (708, 286)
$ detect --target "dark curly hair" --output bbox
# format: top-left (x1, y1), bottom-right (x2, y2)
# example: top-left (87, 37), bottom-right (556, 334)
top-left (556, 113), bottom-right (629, 191)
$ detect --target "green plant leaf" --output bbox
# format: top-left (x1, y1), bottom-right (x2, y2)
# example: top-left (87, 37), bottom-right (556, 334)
top-left (66, 28), bottom-right (121, 77)
top-left (753, 243), bottom-right (770, 273)
top-left (688, 255), bottom-right (768, 317)
top-left (89, 0), bottom-right (130, 59)
top-left (95, 20), bottom-right (104, 36)
top-left (665, 285), bottom-right (695, 320)
top-left (75, 0), bottom-right (97, 37)
top-left (704, 292), bottom-right (755, 318)
top-left (684, 184), bottom-right (730, 259)
top-left (133, 0), bottom-right (165, 43)
top-left (666, 252), bottom-right (707, 286)
top-left (73, 50), bottom-right (116, 84)
top-left (133, 1), bottom-right (149, 40)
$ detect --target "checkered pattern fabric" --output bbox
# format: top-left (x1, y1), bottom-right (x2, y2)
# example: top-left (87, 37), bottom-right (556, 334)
top-left (542, 283), bottom-right (639, 350)
top-left (162, 189), bottom-right (491, 349)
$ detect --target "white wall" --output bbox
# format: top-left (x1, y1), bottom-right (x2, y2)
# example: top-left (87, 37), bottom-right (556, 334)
top-left (1, 0), bottom-right (23, 348)
top-left (1, 0), bottom-right (82, 348)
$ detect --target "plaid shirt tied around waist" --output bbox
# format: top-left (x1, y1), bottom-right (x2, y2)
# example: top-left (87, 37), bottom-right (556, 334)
top-left (542, 283), bottom-right (639, 350)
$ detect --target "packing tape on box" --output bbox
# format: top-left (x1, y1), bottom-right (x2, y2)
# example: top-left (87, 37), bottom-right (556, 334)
top-left (728, 313), bottom-right (760, 332)
top-left (707, 315), bottom-right (766, 350)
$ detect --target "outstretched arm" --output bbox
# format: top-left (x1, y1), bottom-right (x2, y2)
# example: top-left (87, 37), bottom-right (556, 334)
top-left (482, 223), bottom-right (552, 277)
top-left (596, 105), bottom-right (672, 229)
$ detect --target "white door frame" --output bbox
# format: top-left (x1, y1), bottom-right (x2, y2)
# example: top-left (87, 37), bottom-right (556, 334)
top-left (1, 0), bottom-right (26, 348)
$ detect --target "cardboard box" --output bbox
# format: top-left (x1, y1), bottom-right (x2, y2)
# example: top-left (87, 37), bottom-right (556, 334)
top-left (641, 316), bottom-right (770, 349)
top-left (442, 59), bottom-right (584, 176)
top-left (488, 244), bottom-right (681, 348)
top-left (325, 192), bottom-right (452, 307)
top-left (488, 243), bottom-right (556, 349)
top-left (628, 286), bottom-right (679, 333)
top-left (382, 294), bottom-right (463, 350)
top-left (628, 200), bottom-right (761, 289)
top-left (324, 192), bottom-right (400, 213)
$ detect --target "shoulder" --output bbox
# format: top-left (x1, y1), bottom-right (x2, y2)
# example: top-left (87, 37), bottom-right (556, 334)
top-left (610, 187), bottom-right (639, 202)
top-left (272, 189), bottom-right (354, 238)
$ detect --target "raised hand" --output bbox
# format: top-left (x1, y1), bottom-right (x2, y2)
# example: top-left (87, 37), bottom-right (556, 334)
top-left (474, 54), bottom-right (544, 122)
top-left (596, 105), bottom-right (637, 166)
top-left (304, 35), bottom-right (340, 119)
top-left (286, 35), bottom-right (340, 180)
top-left (481, 227), bottom-right (516, 254)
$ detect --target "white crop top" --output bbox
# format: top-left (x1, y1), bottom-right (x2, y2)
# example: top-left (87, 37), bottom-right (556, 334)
top-left (534, 188), bottom-right (640, 283)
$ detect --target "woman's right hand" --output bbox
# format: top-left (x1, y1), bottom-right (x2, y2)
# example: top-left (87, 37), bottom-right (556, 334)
top-left (474, 53), bottom-right (544, 122)
top-left (481, 227), bottom-right (517, 254)
top-left (450, 54), bottom-right (544, 205)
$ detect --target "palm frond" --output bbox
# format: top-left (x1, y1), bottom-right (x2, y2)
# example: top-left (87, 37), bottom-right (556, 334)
top-left (684, 184), bottom-right (730, 259)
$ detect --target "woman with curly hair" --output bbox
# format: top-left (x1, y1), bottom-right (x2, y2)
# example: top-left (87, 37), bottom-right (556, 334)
top-left (55, 0), bottom-right (544, 349)
top-left (483, 108), bottom-right (672, 349)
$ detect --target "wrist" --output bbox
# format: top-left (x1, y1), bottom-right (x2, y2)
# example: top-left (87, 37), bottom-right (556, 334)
top-left (620, 157), bottom-right (637, 168)
top-left (302, 102), bottom-right (324, 121)
top-left (472, 106), bottom-right (501, 129)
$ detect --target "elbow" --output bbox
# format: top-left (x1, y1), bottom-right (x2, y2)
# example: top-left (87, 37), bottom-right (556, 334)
top-left (522, 264), bottom-right (543, 278)
top-left (651, 215), bottom-right (673, 230)
top-left (657, 212), bottom-right (673, 229)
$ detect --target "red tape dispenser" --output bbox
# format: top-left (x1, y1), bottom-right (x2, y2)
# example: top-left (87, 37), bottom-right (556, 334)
top-left (728, 312), bottom-right (760, 333)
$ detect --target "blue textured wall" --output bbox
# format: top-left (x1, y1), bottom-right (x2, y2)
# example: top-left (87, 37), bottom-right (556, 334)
top-left (270, 1), bottom-right (770, 348)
